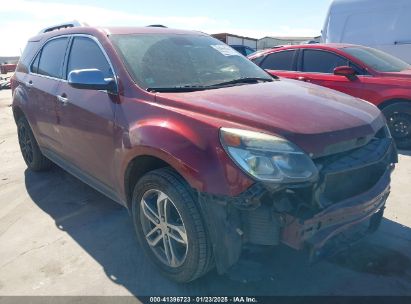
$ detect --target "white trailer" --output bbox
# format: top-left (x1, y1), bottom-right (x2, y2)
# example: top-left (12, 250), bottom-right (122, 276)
top-left (322, 0), bottom-right (411, 63)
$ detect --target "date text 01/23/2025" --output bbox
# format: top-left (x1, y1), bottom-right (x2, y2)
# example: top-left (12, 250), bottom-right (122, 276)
top-left (148, 296), bottom-right (258, 303)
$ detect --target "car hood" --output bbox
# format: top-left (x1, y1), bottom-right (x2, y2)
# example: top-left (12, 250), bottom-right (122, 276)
top-left (155, 79), bottom-right (385, 157)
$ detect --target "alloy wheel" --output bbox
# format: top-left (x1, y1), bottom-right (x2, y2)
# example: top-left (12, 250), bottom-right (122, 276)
top-left (388, 112), bottom-right (411, 139)
top-left (140, 189), bottom-right (188, 268)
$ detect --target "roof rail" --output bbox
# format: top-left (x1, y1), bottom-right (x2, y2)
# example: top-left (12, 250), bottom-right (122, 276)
top-left (147, 24), bottom-right (168, 28)
top-left (39, 21), bottom-right (88, 34)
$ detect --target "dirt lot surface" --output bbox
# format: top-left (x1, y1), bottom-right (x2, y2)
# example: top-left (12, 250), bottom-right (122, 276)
top-left (0, 89), bottom-right (411, 297)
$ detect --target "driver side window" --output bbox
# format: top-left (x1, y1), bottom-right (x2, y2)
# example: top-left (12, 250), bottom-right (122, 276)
top-left (66, 37), bottom-right (113, 79)
top-left (301, 50), bottom-right (348, 74)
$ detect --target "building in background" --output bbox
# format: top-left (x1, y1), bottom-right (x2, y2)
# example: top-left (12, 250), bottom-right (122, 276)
top-left (257, 36), bottom-right (314, 50)
top-left (301, 36), bottom-right (321, 44)
top-left (212, 33), bottom-right (258, 50)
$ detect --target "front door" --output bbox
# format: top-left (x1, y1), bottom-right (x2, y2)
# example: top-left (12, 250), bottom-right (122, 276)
top-left (55, 36), bottom-right (117, 187)
top-left (296, 49), bottom-right (365, 98)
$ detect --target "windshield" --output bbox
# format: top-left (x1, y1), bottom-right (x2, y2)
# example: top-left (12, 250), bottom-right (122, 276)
top-left (344, 46), bottom-right (411, 72)
top-left (110, 33), bottom-right (271, 90)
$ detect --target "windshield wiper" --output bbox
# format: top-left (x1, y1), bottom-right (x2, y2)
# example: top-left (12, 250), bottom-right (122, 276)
top-left (146, 77), bottom-right (276, 93)
top-left (146, 86), bottom-right (209, 93)
top-left (210, 77), bottom-right (274, 87)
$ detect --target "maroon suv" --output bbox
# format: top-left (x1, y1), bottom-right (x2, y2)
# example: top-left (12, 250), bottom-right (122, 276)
top-left (11, 23), bottom-right (397, 282)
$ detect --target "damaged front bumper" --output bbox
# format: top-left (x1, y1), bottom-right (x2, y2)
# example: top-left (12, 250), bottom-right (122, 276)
top-left (198, 137), bottom-right (398, 274)
top-left (281, 165), bottom-right (392, 253)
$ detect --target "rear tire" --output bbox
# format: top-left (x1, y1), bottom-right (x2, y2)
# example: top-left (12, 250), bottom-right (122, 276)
top-left (382, 102), bottom-right (411, 150)
top-left (17, 116), bottom-right (52, 171)
top-left (131, 167), bottom-right (213, 282)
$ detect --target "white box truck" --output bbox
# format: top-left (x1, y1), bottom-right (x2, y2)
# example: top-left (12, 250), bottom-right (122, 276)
top-left (322, 0), bottom-right (411, 63)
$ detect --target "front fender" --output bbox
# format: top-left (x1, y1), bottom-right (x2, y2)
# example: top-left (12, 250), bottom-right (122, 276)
top-left (374, 88), bottom-right (411, 106)
top-left (116, 113), bottom-right (254, 200)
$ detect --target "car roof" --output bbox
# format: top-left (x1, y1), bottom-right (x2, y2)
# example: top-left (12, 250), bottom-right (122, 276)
top-left (28, 25), bottom-right (208, 42)
top-left (248, 43), bottom-right (362, 58)
top-left (277, 43), bottom-right (359, 49)
top-left (99, 26), bottom-right (206, 36)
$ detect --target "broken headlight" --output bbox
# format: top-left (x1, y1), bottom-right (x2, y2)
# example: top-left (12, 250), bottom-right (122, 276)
top-left (220, 128), bottom-right (318, 182)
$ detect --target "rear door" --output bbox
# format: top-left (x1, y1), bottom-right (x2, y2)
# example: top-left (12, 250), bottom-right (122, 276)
top-left (55, 35), bottom-right (117, 187)
top-left (296, 49), bottom-right (365, 97)
top-left (26, 37), bottom-right (69, 152)
top-left (258, 50), bottom-right (299, 78)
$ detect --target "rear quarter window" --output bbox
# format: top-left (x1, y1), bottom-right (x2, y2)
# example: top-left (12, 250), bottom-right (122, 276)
top-left (16, 41), bottom-right (41, 73)
top-left (31, 52), bottom-right (40, 74)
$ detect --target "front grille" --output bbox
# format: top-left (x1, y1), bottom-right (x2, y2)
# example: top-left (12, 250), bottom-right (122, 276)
top-left (315, 138), bottom-right (395, 205)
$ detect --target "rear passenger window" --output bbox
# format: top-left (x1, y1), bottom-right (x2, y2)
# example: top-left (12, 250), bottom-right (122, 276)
top-left (302, 50), bottom-right (348, 73)
top-left (67, 37), bottom-right (113, 78)
top-left (19, 41), bottom-right (40, 72)
top-left (37, 37), bottom-right (68, 78)
top-left (260, 50), bottom-right (296, 71)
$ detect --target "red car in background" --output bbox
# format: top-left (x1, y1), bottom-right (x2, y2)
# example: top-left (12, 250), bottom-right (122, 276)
top-left (0, 63), bottom-right (17, 74)
top-left (249, 44), bottom-right (411, 149)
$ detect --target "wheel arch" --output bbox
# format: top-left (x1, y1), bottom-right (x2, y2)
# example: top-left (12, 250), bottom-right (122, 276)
top-left (124, 154), bottom-right (185, 210)
top-left (377, 98), bottom-right (411, 110)
top-left (12, 105), bottom-right (26, 123)
top-left (120, 114), bottom-right (254, 209)
top-left (378, 98), bottom-right (411, 149)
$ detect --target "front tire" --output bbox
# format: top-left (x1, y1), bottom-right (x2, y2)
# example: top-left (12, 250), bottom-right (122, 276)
top-left (131, 167), bottom-right (213, 282)
top-left (17, 116), bottom-right (52, 171)
top-left (382, 102), bottom-right (411, 149)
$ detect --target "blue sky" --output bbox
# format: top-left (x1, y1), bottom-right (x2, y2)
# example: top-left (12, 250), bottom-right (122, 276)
top-left (0, 0), bottom-right (332, 55)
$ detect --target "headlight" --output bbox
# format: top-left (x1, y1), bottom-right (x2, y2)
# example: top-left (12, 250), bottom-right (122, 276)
top-left (220, 128), bottom-right (318, 182)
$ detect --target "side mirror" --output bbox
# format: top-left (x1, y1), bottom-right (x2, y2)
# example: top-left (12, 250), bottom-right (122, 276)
top-left (333, 66), bottom-right (357, 80)
top-left (68, 69), bottom-right (117, 93)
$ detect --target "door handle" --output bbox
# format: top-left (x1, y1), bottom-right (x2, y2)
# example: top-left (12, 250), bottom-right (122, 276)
top-left (57, 94), bottom-right (69, 105)
top-left (297, 76), bottom-right (310, 82)
top-left (25, 80), bottom-right (33, 87)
